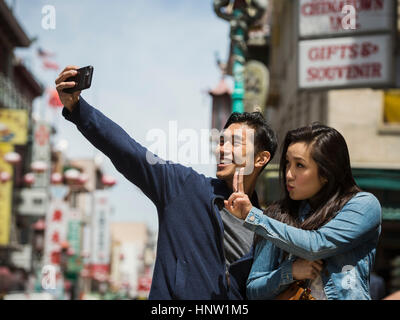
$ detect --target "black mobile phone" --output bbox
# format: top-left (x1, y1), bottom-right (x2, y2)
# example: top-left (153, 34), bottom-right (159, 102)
top-left (63, 65), bottom-right (94, 94)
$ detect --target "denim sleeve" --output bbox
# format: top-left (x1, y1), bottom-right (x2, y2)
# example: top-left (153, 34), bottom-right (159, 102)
top-left (244, 193), bottom-right (382, 261)
top-left (62, 97), bottom-right (192, 210)
top-left (246, 239), bottom-right (294, 300)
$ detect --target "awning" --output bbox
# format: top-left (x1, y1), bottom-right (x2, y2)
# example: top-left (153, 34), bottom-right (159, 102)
top-left (352, 169), bottom-right (400, 191)
top-left (382, 207), bottom-right (400, 221)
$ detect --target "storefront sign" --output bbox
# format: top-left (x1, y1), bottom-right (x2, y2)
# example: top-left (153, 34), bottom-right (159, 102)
top-left (91, 191), bottom-right (111, 279)
top-left (31, 121), bottom-right (51, 188)
top-left (16, 188), bottom-right (48, 216)
top-left (43, 186), bottom-right (69, 266)
top-left (299, 0), bottom-right (395, 37)
top-left (66, 209), bottom-right (83, 274)
top-left (299, 34), bottom-right (393, 88)
top-left (0, 143), bottom-right (13, 245)
top-left (0, 109), bottom-right (28, 145)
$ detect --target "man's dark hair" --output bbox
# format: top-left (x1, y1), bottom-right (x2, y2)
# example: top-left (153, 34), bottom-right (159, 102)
top-left (223, 112), bottom-right (278, 169)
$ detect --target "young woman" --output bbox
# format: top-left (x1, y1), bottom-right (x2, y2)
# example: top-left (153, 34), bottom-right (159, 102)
top-left (225, 124), bottom-right (382, 300)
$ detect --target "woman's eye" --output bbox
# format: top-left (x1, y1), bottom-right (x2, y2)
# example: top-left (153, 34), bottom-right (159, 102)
top-left (296, 163), bottom-right (304, 168)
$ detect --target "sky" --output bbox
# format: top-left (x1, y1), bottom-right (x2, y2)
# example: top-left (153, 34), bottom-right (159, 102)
top-left (9, 0), bottom-right (231, 232)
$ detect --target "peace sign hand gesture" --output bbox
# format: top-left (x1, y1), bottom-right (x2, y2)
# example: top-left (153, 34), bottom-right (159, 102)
top-left (224, 168), bottom-right (253, 220)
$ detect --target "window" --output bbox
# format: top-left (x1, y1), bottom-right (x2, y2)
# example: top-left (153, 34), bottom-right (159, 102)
top-left (384, 90), bottom-right (400, 124)
top-left (33, 198), bottom-right (43, 205)
top-left (378, 90), bottom-right (400, 134)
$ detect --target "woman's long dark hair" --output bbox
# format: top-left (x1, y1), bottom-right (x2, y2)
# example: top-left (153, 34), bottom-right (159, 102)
top-left (259, 123), bottom-right (361, 240)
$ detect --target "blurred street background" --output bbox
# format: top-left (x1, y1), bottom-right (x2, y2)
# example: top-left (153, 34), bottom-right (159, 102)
top-left (0, 0), bottom-right (399, 300)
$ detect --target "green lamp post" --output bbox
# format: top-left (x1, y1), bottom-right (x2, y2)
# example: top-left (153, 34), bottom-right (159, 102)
top-left (213, 0), bottom-right (268, 113)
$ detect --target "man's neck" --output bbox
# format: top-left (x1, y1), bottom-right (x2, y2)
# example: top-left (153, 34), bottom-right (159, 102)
top-left (225, 176), bottom-right (257, 198)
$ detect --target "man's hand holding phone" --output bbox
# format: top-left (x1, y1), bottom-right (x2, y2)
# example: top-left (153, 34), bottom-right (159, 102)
top-left (55, 65), bottom-right (93, 112)
top-left (55, 66), bottom-right (81, 112)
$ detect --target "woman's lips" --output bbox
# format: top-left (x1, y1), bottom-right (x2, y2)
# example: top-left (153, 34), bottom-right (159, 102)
top-left (287, 185), bottom-right (294, 191)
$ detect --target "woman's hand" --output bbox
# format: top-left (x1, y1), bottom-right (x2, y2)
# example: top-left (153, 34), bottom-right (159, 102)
top-left (224, 168), bottom-right (252, 220)
top-left (292, 258), bottom-right (324, 281)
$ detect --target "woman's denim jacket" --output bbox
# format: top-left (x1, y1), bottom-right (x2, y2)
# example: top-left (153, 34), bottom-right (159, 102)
top-left (245, 192), bottom-right (382, 300)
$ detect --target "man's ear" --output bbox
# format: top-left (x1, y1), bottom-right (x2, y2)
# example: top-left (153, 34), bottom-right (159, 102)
top-left (255, 151), bottom-right (271, 169)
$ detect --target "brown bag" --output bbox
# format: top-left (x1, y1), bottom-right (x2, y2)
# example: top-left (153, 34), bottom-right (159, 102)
top-left (275, 281), bottom-right (316, 300)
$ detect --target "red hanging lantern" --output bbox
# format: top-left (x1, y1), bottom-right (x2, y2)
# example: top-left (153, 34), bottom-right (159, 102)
top-left (0, 171), bottom-right (11, 183)
top-left (3, 152), bottom-right (21, 165)
top-left (31, 161), bottom-right (48, 173)
top-left (23, 173), bottom-right (35, 185)
top-left (64, 168), bottom-right (80, 182)
top-left (23, 174), bottom-right (34, 186)
top-left (101, 174), bottom-right (116, 187)
top-left (51, 172), bottom-right (63, 184)
top-left (33, 219), bottom-right (46, 231)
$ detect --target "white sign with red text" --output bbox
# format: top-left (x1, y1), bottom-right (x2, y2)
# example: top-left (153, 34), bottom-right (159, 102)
top-left (299, 0), bottom-right (394, 37)
top-left (44, 199), bottom-right (69, 266)
top-left (91, 191), bottom-right (111, 280)
top-left (299, 34), bottom-right (393, 88)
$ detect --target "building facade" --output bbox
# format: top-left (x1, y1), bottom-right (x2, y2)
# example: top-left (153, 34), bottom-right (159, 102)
top-left (260, 0), bottom-right (400, 295)
top-left (0, 0), bottom-right (44, 296)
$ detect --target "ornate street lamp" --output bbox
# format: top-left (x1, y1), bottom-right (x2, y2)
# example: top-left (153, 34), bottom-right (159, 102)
top-left (31, 160), bottom-right (48, 173)
top-left (0, 171), bottom-right (11, 183)
top-left (213, 0), bottom-right (268, 113)
top-left (51, 172), bottom-right (63, 184)
top-left (23, 173), bottom-right (35, 186)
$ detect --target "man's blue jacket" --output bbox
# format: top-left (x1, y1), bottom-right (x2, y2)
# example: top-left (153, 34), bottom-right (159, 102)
top-left (62, 97), bottom-right (258, 300)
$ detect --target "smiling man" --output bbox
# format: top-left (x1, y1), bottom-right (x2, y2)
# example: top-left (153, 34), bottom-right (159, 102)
top-left (56, 65), bottom-right (277, 300)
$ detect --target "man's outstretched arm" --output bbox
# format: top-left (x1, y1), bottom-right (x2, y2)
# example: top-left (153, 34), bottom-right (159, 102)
top-left (56, 66), bottom-right (192, 210)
